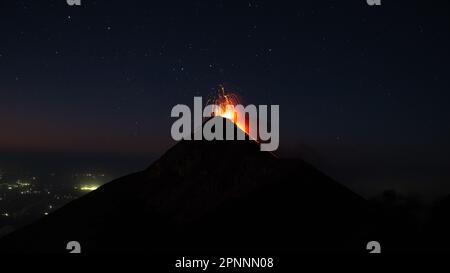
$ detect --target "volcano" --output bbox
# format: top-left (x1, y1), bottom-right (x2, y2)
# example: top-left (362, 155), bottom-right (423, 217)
top-left (0, 117), bottom-right (373, 253)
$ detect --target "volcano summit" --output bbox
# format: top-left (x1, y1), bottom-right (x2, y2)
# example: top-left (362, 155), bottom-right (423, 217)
top-left (171, 96), bottom-right (280, 151)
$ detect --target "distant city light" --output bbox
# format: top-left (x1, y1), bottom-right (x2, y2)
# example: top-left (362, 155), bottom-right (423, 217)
top-left (17, 180), bottom-right (31, 187)
top-left (0, 170), bottom-right (109, 230)
top-left (80, 185), bottom-right (99, 191)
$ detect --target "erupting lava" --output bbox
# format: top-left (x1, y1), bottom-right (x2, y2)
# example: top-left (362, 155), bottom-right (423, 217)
top-left (170, 86), bottom-right (279, 150)
top-left (210, 86), bottom-right (248, 134)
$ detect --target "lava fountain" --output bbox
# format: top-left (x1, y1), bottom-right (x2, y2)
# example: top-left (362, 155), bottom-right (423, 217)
top-left (209, 86), bottom-right (249, 135)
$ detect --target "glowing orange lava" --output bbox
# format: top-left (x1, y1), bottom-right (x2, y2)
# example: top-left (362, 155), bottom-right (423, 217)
top-left (210, 86), bottom-right (248, 134)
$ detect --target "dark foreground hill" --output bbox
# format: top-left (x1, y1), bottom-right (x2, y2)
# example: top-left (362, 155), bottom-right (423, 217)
top-left (0, 117), bottom-right (375, 253)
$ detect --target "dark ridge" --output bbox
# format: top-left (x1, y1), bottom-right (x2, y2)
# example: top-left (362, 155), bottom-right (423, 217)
top-left (0, 117), bottom-right (373, 253)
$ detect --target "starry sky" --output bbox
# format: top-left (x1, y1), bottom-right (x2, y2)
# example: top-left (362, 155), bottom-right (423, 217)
top-left (0, 0), bottom-right (449, 198)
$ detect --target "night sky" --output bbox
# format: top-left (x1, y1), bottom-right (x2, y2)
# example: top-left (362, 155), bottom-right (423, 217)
top-left (1, 0), bottom-right (449, 198)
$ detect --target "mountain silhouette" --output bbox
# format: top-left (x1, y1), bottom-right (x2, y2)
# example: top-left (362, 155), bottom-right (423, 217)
top-left (0, 117), bottom-right (374, 253)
